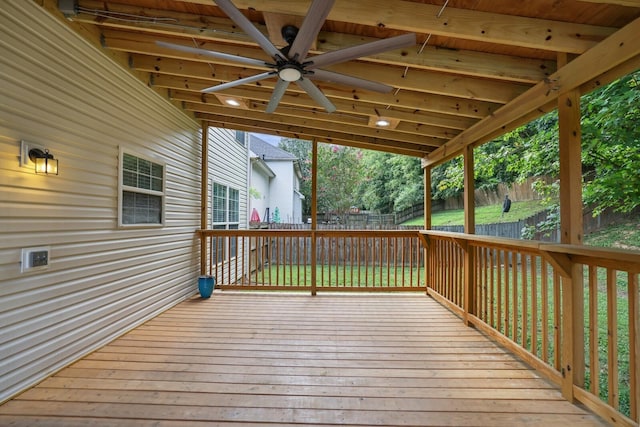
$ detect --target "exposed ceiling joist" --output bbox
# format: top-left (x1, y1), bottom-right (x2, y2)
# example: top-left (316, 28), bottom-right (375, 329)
top-left (45, 0), bottom-right (640, 160)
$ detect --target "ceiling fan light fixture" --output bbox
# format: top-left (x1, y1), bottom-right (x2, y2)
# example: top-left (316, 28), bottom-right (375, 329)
top-left (279, 65), bottom-right (302, 82)
top-left (376, 119), bottom-right (391, 127)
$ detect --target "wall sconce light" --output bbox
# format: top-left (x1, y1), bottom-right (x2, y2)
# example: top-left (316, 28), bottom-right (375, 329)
top-left (20, 140), bottom-right (59, 175)
top-left (30, 148), bottom-right (59, 175)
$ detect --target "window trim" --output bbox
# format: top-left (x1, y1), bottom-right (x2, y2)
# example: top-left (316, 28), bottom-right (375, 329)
top-left (212, 181), bottom-right (241, 261)
top-left (118, 147), bottom-right (166, 228)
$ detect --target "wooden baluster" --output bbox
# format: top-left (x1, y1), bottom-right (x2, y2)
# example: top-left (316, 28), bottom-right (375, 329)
top-left (629, 271), bottom-right (639, 422)
top-left (541, 260), bottom-right (549, 363)
top-left (589, 265), bottom-right (599, 396)
top-left (607, 269), bottom-right (619, 409)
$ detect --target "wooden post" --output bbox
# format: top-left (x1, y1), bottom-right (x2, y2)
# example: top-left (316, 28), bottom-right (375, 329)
top-left (558, 72), bottom-right (585, 400)
top-left (423, 162), bottom-right (432, 231)
top-left (423, 164), bottom-right (432, 294)
top-left (200, 123), bottom-right (209, 276)
top-left (311, 138), bottom-right (318, 296)
top-left (463, 146), bottom-right (476, 326)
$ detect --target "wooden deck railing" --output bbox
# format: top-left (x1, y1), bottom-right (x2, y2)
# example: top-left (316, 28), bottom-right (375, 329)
top-left (198, 229), bottom-right (425, 292)
top-left (420, 230), bottom-right (640, 427)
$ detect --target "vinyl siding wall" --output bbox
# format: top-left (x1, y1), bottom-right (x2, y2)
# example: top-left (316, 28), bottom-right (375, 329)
top-left (207, 127), bottom-right (249, 283)
top-left (0, 2), bottom-right (245, 402)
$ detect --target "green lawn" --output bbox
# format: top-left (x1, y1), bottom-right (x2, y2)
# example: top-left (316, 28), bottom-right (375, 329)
top-left (402, 199), bottom-right (547, 226)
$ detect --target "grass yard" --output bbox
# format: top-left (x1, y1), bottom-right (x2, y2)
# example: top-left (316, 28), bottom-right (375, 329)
top-left (402, 199), bottom-right (547, 226)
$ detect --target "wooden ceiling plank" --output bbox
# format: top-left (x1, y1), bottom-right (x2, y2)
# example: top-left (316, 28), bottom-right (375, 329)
top-left (182, 100), bottom-right (453, 142)
top-left (184, 102), bottom-right (444, 147)
top-left (579, 0), bottom-right (640, 6)
top-left (151, 73), bottom-right (499, 120)
top-left (74, 1), bottom-right (555, 83)
top-left (196, 113), bottom-right (433, 157)
top-left (424, 16), bottom-right (640, 166)
top-left (130, 51), bottom-right (529, 104)
top-left (170, 89), bottom-right (479, 131)
top-left (221, 0), bottom-right (616, 53)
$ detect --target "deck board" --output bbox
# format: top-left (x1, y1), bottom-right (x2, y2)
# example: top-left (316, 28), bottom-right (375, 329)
top-left (0, 292), bottom-right (607, 426)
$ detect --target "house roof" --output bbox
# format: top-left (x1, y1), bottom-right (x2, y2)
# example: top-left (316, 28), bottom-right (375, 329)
top-left (249, 135), bottom-right (297, 161)
top-left (50, 0), bottom-right (640, 164)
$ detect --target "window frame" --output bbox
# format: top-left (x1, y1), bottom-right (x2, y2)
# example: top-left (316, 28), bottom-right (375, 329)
top-left (212, 182), bottom-right (241, 261)
top-left (118, 147), bottom-right (166, 228)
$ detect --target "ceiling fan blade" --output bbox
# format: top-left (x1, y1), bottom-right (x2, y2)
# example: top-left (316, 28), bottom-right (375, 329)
top-left (266, 79), bottom-right (290, 113)
top-left (156, 41), bottom-right (269, 67)
top-left (306, 33), bottom-right (416, 70)
top-left (296, 78), bottom-right (336, 113)
top-left (310, 69), bottom-right (394, 93)
top-left (202, 71), bottom-right (276, 93)
top-left (214, 0), bottom-right (285, 61)
top-left (288, 0), bottom-right (335, 62)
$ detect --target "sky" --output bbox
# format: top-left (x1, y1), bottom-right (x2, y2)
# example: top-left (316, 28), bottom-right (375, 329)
top-left (251, 133), bottom-right (281, 146)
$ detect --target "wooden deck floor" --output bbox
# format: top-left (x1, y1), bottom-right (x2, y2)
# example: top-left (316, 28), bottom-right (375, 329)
top-left (1, 292), bottom-right (606, 426)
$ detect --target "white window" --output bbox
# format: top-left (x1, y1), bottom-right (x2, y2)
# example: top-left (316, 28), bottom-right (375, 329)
top-left (212, 183), bottom-right (240, 261)
top-left (235, 130), bottom-right (246, 146)
top-left (119, 149), bottom-right (165, 227)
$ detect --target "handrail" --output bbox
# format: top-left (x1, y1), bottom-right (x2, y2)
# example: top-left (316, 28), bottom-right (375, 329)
top-left (198, 228), bottom-right (425, 292)
top-left (421, 230), bottom-right (640, 427)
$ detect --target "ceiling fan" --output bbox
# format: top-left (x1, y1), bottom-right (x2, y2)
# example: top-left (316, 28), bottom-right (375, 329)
top-left (157, 0), bottom-right (416, 113)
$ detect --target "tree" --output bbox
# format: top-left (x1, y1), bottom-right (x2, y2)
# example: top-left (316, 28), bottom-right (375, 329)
top-left (317, 144), bottom-right (362, 215)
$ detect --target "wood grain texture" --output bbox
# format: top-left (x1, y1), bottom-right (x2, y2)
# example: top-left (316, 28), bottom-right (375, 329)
top-left (0, 293), bottom-right (606, 426)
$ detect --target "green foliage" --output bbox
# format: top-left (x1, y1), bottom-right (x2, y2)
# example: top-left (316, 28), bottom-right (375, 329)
top-left (317, 144), bottom-right (363, 214)
top-left (357, 151), bottom-right (424, 213)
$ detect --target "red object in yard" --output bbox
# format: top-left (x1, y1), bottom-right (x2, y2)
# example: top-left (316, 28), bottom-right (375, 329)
top-left (250, 208), bottom-right (260, 222)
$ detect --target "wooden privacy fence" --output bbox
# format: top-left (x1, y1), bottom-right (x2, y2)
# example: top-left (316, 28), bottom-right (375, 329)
top-left (199, 229), bottom-right (425, 292)
top-left (420, 230), bottom-right (640, 427)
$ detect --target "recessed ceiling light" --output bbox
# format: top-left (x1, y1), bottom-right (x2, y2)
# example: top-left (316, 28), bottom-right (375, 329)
top-left (214, 94), bottom-right (249, 109)
top-left (368, 116), bottom-right (400, 129)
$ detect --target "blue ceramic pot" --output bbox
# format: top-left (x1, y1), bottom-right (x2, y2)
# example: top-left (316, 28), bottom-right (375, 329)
top-left (198, 275), bottom-right (215, 298)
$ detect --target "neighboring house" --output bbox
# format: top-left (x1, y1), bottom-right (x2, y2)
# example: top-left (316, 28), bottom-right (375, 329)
top-left (0, 3), bottom-right (248, 403)
top-left (249, 135), bottom-right (305, 224)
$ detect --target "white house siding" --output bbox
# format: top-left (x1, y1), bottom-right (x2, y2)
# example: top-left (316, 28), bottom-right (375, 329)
top-left (207, 126), bottom-right (249, 284)
top-left (0, 2), bottom-right (219, 403)
top-left (249, 160), bottom-right (273, 223)
top-left (269, 161), bottom-right (301, 223)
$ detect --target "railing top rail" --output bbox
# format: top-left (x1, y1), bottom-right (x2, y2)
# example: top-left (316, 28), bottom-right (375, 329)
top-left (421, 230), bottom-right (640, 267)
top-left (199, 229), bottom-right (421, 238)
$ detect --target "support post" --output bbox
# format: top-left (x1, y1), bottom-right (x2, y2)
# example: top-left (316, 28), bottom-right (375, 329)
top-left (423, 163), bottom-right (432, 295)
top-left (310, 138), bottom-right (318, 296)
top-left (558, 81), bottom-right (585, 401)
top-left (200, 123), bottom-right (209, 276)
top-left (463, 146), bottom-right (476, 326)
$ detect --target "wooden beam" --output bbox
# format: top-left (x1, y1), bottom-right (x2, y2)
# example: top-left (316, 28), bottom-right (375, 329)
top-left (217, 0), bottom-right (616, 53)
top-left (186, 102), bottom-right (444, 147)
top-left (181, 100), bottom-right (453, 142)
top-left (579, 0), bottom-right (640, 6)
top-left (170, 89), bottom-right (478, 131)
top-left (196, 113), bottom-right (431, 157)
top-left (76, 0), bottom-right (556, 83)
top-left (129, 50), bottom-right (529, 104)
top-left (424, 16), bottom-right (640, 167)
top-left (150, 73), bottom-right (500, 120)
